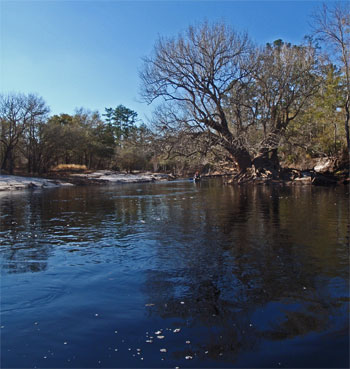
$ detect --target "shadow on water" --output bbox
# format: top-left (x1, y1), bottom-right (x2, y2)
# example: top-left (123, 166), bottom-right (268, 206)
top-left (0, 180), bottom-right (349, 368)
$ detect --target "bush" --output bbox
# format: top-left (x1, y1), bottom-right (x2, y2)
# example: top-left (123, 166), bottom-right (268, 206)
top-left (51, 164), bottom-right (88, 172)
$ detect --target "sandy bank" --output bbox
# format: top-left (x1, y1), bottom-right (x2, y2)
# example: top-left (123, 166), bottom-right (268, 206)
top-left (0, 171), bottom-right (174, 191)
top-left (70, 171), bottom-right (173, 183)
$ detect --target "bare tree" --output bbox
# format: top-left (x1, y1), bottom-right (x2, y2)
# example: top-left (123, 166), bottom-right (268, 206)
top-left (312, 2), bottom-right (350, 159)
top-left (140, 22), bottom-right (255, 172)
top-left (0, 93), bottom-right (49, 174)
top-left (141, 22), bottom-right (320, 179)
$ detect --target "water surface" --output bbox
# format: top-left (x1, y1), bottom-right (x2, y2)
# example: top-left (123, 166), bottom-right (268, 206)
top-left (1, 180), bottom-right (349, 368)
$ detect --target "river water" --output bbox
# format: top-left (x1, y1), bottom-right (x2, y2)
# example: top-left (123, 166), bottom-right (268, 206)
top-left (0, 179), bottom-right (349, 368)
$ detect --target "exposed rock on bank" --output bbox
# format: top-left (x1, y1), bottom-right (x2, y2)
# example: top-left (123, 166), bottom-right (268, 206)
top-left (0, 175), bottom-right (73, 191)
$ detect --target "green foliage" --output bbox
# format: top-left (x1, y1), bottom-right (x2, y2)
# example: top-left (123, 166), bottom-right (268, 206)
top-left (282, 64), bottom-right (346, 164)
top-left (42, 110), bottom-right (119, 170)
top-left (116, 147), bottom-right (148, 173)
top-left (112, 123), bottom-right (155, 172)
top-left (103, 105), bottom-right (138, 143)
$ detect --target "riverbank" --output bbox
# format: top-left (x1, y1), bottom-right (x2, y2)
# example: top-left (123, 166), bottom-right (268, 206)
top-left (224, 167), bottom-right (349, 186)
top-left (1, 164), bottom-right (348, 191)
top-left (0, 171), bottom-right (175, 191)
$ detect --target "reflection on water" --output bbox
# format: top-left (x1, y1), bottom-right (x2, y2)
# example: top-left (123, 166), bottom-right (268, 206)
top-left (0, 180), bottom-right (349, 368)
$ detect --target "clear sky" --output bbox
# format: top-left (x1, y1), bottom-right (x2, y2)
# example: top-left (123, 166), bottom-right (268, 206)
top-left (0, 0), bottom-right (331, 122)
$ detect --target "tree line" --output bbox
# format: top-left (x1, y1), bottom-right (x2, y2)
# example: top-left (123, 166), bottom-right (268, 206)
top-left (1, 2), bottom-right (349, 177)
top-left (0, 99), bottom-right (157, 174)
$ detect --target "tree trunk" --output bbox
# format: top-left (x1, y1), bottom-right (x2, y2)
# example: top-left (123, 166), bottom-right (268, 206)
top-left (234, 149), bottom-right (252, 172)
top-left (1, 145), bottom-right (14, 174)
top-left (1, 147), bottom-right (10, 172)
top-left (252, 148), bottom-right (280, 178)
top-left (345, 96), bottom-right (350, 165)
top-left (8, 149), bottom-right (14, 174)
top-left (223, 139), bottom-right (252, 173)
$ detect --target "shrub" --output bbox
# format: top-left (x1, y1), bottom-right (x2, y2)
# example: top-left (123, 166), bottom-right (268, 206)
top-left (51, 164), bottom-right (88, 172)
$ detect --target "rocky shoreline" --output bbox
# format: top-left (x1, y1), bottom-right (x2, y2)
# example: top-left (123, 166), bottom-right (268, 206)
top-left (0, 171), bottom-right (174, 191)
top-left (0, 175), bottom-right (73, 191)
top-left (225, 168), bottom-right (349, 186)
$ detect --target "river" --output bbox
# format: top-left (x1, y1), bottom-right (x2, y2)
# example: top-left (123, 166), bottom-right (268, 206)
top-left (0, 179), bottom-right (349, 368)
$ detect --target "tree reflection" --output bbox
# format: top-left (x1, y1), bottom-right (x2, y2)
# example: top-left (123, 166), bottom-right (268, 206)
top-left (0, 191), bottom-right (50, 273)
top-left (141, 183), bottom-right (349, 362)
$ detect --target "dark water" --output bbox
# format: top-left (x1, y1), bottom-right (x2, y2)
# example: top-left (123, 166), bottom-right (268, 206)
top-left (0, 180), bottom-right (349, 368)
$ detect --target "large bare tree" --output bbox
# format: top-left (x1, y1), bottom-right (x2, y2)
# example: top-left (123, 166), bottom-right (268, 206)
top-left (140, 22), bottom-right (255, 172)
top-left (141, 23), bottom-right (320, 178)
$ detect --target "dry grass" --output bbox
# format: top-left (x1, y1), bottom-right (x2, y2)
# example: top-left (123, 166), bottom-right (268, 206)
top-left (51, 164), bottom-right (88, 172)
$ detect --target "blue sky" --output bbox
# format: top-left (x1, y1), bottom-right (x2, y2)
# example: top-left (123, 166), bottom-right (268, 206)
top-left (1, 0), bottom-right (330, 122)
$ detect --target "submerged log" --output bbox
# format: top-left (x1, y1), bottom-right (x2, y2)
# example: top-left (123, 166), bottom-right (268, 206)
top-left (312, 173), bottom-right (337, 186)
